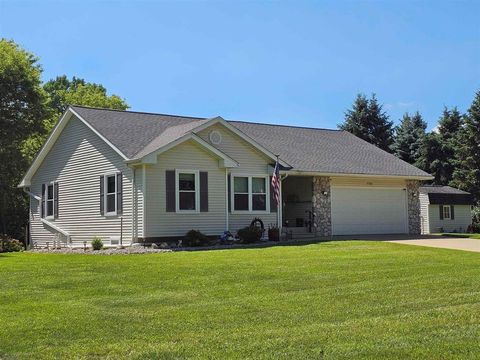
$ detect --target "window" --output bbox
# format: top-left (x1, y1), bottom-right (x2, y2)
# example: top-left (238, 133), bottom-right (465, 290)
top-left (232, 175), bottom-right (269, 213)
top-left (45, 183), bottom-right (54, 218)
top-left (105, 174), bottom-right (117, 215)
top-left (443, 205), bottom-right (451, 219)
top-left (176, 170), bottom-right (199, 212)
top-left (234, 177), bottom-right (249, 211)
top-left (252, 177), bottom-right (267, 211)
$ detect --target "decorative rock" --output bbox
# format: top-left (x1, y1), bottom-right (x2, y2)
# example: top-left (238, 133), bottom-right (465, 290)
top-left (312, 176), bottom-right (332, 237)
top-left (406, 180), bottom-right (421, 235)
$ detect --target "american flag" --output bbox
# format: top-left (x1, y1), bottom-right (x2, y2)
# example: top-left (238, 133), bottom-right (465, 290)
top-left (271, 158), bottom-right (280, 205)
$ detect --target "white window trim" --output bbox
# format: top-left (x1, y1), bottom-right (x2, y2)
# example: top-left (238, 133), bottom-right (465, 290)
top-left (175, 169), bottom-right (200, 214)
top-left (104, 173), bottom-right (118, 217)
top-left (443, 205), bottom-right (451, 220)
top-left (230, 174), bottom-right (270, 214)
top-left (44, 181), bottom-right (55, 220)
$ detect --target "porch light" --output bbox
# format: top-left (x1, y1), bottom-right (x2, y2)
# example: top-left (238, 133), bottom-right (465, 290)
top-left (322, 191), bottom-right (328, 196)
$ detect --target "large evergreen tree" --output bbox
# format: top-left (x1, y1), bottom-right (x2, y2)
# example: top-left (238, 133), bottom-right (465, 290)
top-left (393, 111), bottom-right (427, 164)
top-left (416, 107), bottom-right (463, 185)
top-left (416, 132), bottom-right (443, 183)
top-left (452, 91), bottom-right (480, 201)
top-left (339, 93), bottom-right (394, 152)
top-left (0, 39), bottom-right (49, 237)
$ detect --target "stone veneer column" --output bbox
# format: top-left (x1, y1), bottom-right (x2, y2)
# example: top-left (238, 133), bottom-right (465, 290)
top-left (406, 180), bottom-right (421, 235)
top-left (312, 176), bottom-right (332, 237)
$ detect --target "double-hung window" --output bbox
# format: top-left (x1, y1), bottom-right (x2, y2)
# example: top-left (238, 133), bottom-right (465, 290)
top-left (442, 205), bottom-right (451, 219)
top-left (45, 183), bottom-right (54, 218)
top-left (105, 174), bottom-right (117, 215)
top-left (232, 175), bottom-right (269, 213)
top-left (176, 170), bottom-right (199, 212)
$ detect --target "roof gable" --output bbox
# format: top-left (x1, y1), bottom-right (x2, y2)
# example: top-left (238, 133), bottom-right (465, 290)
top-left (19, 108), bottom-right (128, 187)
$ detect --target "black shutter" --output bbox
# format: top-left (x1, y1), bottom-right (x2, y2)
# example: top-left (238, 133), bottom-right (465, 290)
top-left (270, 176), bottom-right (277, 213)
top-left (117, 172), bottom-right (123, 215)
top-left (100, 175), bottom-right (105, 215)
top-left (439, 205), bottom-right (443, 220)
top-left (41, 184), bottom-right (45, 218)
top-left (450, 205), bottom-right (455, 220)
top-left (54, 182), bottom-right (59, 219)
top-left (166, 170), bottom-right (176, 212)
top-left (200, 171), bottom-right (208, 212)
top-left (227, 174), bottom-right (231, 213)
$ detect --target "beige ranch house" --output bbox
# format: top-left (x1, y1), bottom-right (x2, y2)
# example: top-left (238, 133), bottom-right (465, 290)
top-left (20, 106), bottom-right (435, 247)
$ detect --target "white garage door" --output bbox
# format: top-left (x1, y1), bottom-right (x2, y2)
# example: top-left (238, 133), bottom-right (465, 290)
top-left (331, 187), bottom-right (408, 235)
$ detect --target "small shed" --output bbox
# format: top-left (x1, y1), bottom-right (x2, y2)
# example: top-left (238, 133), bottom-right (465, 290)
top-left (419, 185), bottom-right (474, 234)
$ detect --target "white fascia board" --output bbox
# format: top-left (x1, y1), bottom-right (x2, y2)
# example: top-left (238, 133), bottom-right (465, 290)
top-left (138, 133), bottom-right (239, 168)
top-left (18, 107), bottom-right (129, 188)
top-left (18, 110), bottom-right (73, 187)
top-left (282, 170), bottom-right (434, 181)
top-left (192, 117), bottom-right (292, 168)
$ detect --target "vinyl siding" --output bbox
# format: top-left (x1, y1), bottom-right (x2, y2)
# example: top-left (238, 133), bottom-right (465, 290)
top-left (419, 192), bottom-right (430, 234)
top-left (428, 204), bottom-right (472, 233)
top-left (197, 124), bottom-right (277, 232)
top-left (29, 116), bottom-right (136, 247)
top-left (330, 177), bottom-right (407, 188)
top-left (145, 140), bottom-right (227, 237)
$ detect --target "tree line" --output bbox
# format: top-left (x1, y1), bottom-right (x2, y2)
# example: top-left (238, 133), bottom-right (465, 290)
top-left (0, 39), bottom-right (128, 239)
top-left (1, 39), bottom-right (479, 240)
top-left (339, 93), bottom-right (480, 203)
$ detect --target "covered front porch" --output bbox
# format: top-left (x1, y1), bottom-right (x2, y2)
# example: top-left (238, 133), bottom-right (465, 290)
top-left (280, 175), bottom-right (331, 239)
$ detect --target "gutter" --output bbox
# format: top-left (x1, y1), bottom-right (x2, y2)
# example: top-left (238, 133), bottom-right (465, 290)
top-left (281, 170), bottom-right (433, 181)
top-left (40, 218), bottom-right (71, 244)
top-left (23, 188), bottom-right (41, 201)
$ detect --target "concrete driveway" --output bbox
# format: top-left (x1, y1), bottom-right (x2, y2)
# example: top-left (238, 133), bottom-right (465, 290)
top-left (388, 237), bottom-right (480, 253)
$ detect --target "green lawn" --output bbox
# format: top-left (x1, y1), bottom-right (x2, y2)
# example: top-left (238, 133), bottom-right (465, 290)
top-left (1, 241), bottom-right (480, 359)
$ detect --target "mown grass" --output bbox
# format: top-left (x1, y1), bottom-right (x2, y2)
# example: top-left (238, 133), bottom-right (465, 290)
top-left (1, 241), bottom-right (480, 359)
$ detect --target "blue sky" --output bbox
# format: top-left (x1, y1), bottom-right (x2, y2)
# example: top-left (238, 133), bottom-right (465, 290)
top-left (1, 1), bottom-right (479, 130)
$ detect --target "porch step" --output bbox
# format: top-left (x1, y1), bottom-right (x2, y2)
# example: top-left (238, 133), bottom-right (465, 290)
top-left (283, 228), bottom-right (318, 241)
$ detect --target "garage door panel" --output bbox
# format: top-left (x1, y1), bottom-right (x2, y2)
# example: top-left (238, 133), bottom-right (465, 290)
top-left (331, 187), bottom-right (407, 235)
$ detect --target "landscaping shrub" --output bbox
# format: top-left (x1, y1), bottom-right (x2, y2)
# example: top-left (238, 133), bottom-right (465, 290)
top-left (91, 237), bottom-right (104, 250)
top-left (237, 226), bottom-right (262, 244)
top-left (183, 230), bottom-right (210, 247)
top-left (0, 235), bottom-right (24, 253)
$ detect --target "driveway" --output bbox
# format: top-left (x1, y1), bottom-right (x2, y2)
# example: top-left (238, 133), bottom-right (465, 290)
top-left (388, 237), bottom-right (480, 253)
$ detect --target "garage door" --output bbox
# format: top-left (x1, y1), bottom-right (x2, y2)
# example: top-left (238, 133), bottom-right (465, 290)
top-left (331, 187), bottom-right (408, 235)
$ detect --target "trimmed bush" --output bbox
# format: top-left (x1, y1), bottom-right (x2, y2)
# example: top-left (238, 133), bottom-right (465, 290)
top-left (183, 230), bottom-right (210, 247)
top-left (237, 226), bottom-right (262, 244)
top-left (91, 237), bottom-right (104, 251)
top-left (0, 235), bottom-right (24, 253)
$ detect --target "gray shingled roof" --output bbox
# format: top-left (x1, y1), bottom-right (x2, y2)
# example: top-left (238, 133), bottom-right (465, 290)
top-left (419, 186), bottom-right (473, 205)
top-left (419, 185), bottom-right (471, 195)
top-left (71, 106), bottom-right (431, 178)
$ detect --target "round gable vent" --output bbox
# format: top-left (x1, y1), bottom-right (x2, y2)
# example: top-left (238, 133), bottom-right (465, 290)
top-left (209, 130), bottom-right (222, 145)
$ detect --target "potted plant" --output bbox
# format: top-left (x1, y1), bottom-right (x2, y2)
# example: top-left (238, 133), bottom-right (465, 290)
top-left (268, 224), bottom-right (280, 242)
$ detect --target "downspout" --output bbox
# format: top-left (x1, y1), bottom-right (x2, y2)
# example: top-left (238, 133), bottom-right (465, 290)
top-left (129, 165), bottom-right (137, 245)
top-left (142, 164), bottom-right (147, 242)
top-left (225, 168), bottom-right (229, 231)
